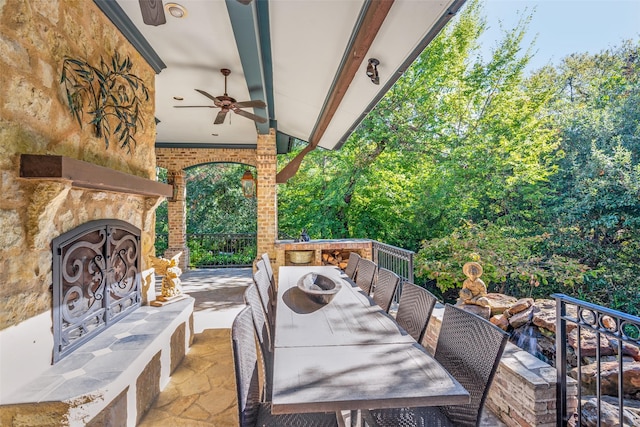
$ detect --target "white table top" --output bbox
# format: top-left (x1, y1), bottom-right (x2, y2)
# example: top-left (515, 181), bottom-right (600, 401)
top-left (275, 266), bottom-right (414, 348)
top-left (271, 266), bottom-right (469, 415)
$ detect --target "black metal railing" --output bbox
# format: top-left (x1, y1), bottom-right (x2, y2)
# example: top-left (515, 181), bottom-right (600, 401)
top-left (372, 241), bottom-right (415, 306)
top-left (553, 293), bottom-right (640, 426)
top-left (155, 233), bottom-right (257, 267)
top-left (372, 241), bottom-right (415, 284)
top-left (188, 233), bottom-right (257, 268)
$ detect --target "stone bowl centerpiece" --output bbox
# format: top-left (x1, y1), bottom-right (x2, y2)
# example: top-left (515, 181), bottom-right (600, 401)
top-left (296, 273), bottom-right (342, 304)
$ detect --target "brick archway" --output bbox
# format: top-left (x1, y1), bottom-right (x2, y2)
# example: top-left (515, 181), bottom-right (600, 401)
top-left (155, 131), bottom-right (277, 270)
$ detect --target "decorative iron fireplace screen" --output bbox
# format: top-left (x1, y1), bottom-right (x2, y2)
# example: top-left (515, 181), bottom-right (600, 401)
top-left (52, 219), bottom-right (141, 362)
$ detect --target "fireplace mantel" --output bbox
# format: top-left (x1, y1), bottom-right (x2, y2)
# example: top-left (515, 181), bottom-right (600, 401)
top-left (20, 154), bottom-right (173, 198)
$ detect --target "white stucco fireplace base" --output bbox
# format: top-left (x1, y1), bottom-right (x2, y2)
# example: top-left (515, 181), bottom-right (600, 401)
top-left (0, 298), bottom-right (194, 426)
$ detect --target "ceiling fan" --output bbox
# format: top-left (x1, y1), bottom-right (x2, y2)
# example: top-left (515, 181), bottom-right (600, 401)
top-left (174, 69), bottom-right (268, 125)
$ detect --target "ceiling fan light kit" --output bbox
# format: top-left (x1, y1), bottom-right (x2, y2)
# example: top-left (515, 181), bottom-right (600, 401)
top-left (165, 3), bottom-right (187, 19)
top-left (174, 69), bottom-right (267, 125)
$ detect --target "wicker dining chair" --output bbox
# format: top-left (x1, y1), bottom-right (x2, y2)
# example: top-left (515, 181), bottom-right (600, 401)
top-left (258, 254), bottom-right (277, 312)
top-left (260, 253), bottom-right (275, 285)
top-left (232, 306), bottom-right (339, 427)
top-left (253, 267), bottom-right (275, 329)
top-left (355, 258), bottom-right (377, 296)
top-left (394, 283), bottom-right (438, 344)
top-left (363, 304), bottom-right (509, 427)
top-left (343, 252), bottom-right (361, 280)
top-left (372, 267), bottom-right (400, 313)
top-left (243, 284), bottom-right (273, 399)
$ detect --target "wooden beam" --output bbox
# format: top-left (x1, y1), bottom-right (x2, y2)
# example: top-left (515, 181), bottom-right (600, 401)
top-left (276, 0), bottom-right (395, 184)
top-left (20, 154), bottom-right (174, 198)
top-left (309, 0), bottom-right (394, 147)
top-left (275, 143), bottom-right (316, 184)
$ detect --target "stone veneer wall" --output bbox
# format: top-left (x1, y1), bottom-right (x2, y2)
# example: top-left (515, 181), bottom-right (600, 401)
top-left (423, 305), bottom-right (578, 426)
top-left (0, 0), bottom-right (160, 393)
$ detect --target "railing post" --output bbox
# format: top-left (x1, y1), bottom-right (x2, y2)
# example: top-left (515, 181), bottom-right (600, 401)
top-left (552, 293), bottom-right (640, 427)
top-left (554, 295), bottom-right (568, 426)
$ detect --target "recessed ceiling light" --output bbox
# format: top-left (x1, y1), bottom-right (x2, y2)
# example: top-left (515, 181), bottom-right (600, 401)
top-left (173, 96), bottom-right (184, 101)
top-left (165, 3), bottom-right (187, 19)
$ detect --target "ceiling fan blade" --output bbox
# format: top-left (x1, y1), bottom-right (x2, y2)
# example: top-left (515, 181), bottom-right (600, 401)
top-left (233, 100), bottom-right (267, 109)
top-left (174, 105), bottom-right (218, 108)
top-left (195, 89), bottom-right (222, 104)
top-left (233, 108), bottom-right (268, 124)
top-left (214, 110), bottom-right (228, 125)
top-left (138, 0), bottom-right (166, 26)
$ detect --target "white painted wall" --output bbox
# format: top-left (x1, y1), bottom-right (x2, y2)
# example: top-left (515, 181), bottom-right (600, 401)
top-left (0, 312), bottom-right (53, 400)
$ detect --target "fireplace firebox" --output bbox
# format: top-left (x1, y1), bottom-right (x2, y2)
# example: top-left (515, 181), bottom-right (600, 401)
top-left (52, 219), bottom-right (141, 362)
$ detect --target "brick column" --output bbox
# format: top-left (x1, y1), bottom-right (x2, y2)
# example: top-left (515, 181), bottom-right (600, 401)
top-left (165, 169), bottom-right (189, 270)
top-left (256, 129), bottom-right (277, 264)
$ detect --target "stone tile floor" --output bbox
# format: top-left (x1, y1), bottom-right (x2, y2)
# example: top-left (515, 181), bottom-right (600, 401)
top-left (138, 268), bottom-right (506, 426)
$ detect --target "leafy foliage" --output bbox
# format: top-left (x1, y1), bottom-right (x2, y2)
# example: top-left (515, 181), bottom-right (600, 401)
top-left (60, 52), bottom-right (149, 152)
top-left (541, 40), bottom-right (640, 314)
top-left (185, 163), bottom-right (257, 234)
top-left (156, 1), bottom-right (640, 315)
top-left (277, 1), bottom-right (639, 314)
top-left (415, 221), bottom-right (589, 300)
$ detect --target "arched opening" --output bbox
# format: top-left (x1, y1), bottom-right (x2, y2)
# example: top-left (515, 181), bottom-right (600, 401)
top-left (156, 163), bottom-right (257, 267)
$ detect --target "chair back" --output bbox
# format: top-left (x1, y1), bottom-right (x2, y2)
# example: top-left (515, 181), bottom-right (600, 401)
top-left (344, 252), bottom-right (361, 280)
top-left (435, 304), bottom-right (508, 426)
top-left (257, 256), bottom-right (277, 311)
top-left (372, 267), bottom-right (400, 313)
top-left (395, 283), bottom-right (437, 343)
top-left (253, 268), bottom-right (274, 327)
top-left (243, 284), bottom-right (272, 354)
top-left (231, 306), bottom-right (261, 427)
top-left (355, 258), bottom-right (377, 295)
top-left (243, 284), bottom-right (273, 400)
top-left (260, 252), bottom-right (275, 285)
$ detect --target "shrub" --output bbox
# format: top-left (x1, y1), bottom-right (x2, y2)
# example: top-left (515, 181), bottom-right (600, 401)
top-left (414, 221), bottom-right (589, 300)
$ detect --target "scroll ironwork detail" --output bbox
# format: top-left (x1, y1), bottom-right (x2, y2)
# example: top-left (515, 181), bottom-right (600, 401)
top-left (52, 220), bottom-right (141, 362)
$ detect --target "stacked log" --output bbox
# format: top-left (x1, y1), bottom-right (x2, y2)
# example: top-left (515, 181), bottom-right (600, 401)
top-left (322, 250), bottom-right (349, 270)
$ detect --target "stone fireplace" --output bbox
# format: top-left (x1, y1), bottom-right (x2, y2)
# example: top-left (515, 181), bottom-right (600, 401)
top-left (0, 1), bottom-right (187, 424)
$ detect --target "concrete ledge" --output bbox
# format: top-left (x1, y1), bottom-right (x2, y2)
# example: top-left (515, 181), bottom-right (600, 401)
top-left (423, 304), bottom-right (578, 427)
top-left (0, 297), bottom-right (194, 427)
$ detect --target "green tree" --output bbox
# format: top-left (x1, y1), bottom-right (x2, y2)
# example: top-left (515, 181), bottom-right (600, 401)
top-left (279, 0), bottom-right (559, 251)
top-left (186, 163), bottom-right (257, 234)
top-left (543, 41), bottom-right (640, 313)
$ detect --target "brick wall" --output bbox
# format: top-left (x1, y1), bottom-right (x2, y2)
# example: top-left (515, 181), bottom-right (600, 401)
top-left (155, 134), bottom-right (278, 270)
top-left (256, 130), bottom-right (277, 264)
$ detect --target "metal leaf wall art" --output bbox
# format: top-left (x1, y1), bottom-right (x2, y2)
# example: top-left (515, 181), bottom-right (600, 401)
top-left (60, 52), bottom-right (149, 152)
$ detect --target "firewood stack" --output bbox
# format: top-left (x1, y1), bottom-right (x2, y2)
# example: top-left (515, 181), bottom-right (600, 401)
top-left (322, 250), bottom-right (349, 270)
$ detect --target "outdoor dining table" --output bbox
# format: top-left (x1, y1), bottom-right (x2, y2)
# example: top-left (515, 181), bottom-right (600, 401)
top-left (271, 265), bottom-right (470, 418)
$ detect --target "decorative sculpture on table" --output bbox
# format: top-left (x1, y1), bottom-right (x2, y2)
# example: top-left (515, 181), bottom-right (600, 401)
top-left (150, 252), bottom-right (186, 306)
top-left (458, 261), bottom-right (490, 308)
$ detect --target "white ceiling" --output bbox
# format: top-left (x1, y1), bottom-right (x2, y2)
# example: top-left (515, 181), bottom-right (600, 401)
top-left (110, 0), bottom-right (463, 151)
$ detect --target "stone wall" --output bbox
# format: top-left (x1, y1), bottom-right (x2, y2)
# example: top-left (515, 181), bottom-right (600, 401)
top-left (0, 0), bottom-right (160, 392)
